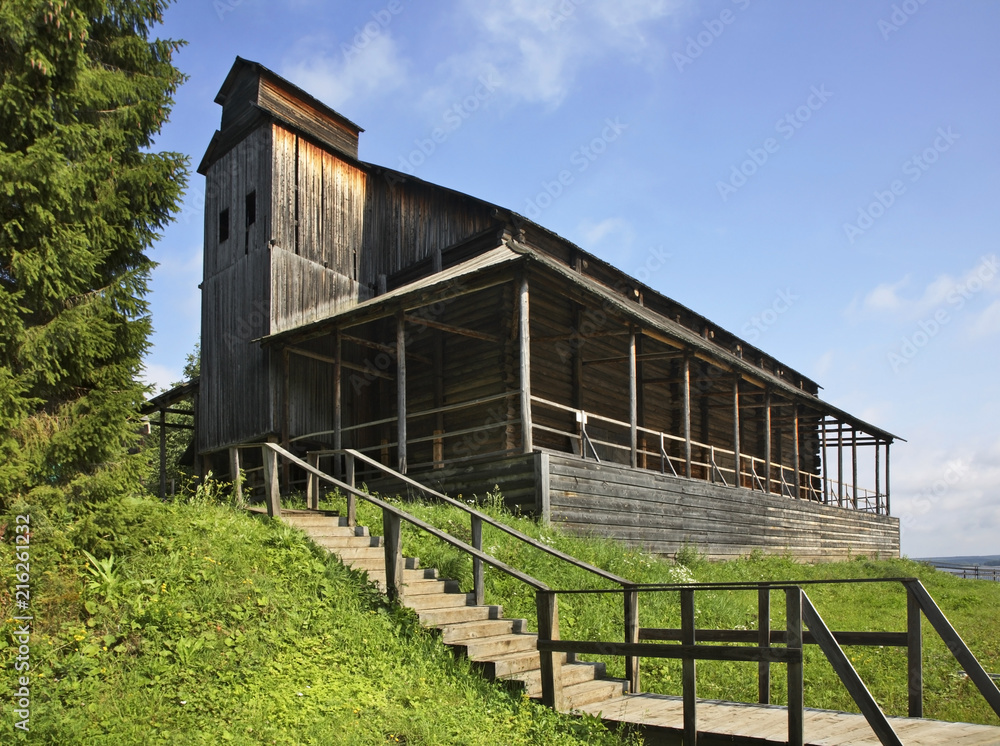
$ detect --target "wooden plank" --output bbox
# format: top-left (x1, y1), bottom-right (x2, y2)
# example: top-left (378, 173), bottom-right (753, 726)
top-left (786, 588), bottom-right (804, 746)
top-left (519, 274), bottom-right (533, 454)
top-left (683, 353), bottom-right (692, 478)
top-left (397, 310), bottom-right (407, 473)
top-left (681, 589), bottom-right (697, 745)
top-left (383, 511), bottom-right (404, 602)
top-left (908, 587), bottom-right (923, 717)
top-left (759, 586), bottom-right (771, 704)
top-left (629, 328), bottom-right (638, 468)
top-left (624, 586), bottom-right (640, 694)
top-left (536, 591), bottom-right (564, 711)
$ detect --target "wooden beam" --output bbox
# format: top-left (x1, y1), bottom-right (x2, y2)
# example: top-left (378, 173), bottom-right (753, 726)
top-left (396, 310), bottom-right (407, 474)
top-left (383, 511), bottom-right (404, 602)
top-left (764, 389), bottom-right (772, 495)
top-left (334, 330), bottom-right (343, 458)
top-left (886, 442), bottom-right (891, 513)
top-left (158, 409), bottom-right (167, 500)
top-left (629, 327), bottom-right (638, 468)
top-left (681, 589), bottom-right (697, 745)
top-left (758, 586), bottom-right (770, 704)
top-left (519, 275), bottom-right (533, 454)
top-left (907, 587), bottom-right (923, 718)
top-left (733, 377), bottom-right (741, 490)
top-left (852, 427), bottom-right (859, 509)
top-left (683, 353), bottom-right (692, 478)
top-left (536, 591), bottom-right (564, 711)
top-left (821, 422), bottom-right (829, 504)
top-left (404, 314), bottom-right (500, 343)
top-left (793, 405), bottom-right (801, 500)
top-left (786, 589), bottom-right (804, 746)
top-left (875, 439), bottom-right (882, 514)
top-left (838, 422), bottom-right (845, 507)
top-left (624, 586), bottom-right (640, 694)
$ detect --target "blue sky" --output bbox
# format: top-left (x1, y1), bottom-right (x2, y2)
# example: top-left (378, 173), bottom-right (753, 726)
top-left (145, 0), bottom-right (1000, 558)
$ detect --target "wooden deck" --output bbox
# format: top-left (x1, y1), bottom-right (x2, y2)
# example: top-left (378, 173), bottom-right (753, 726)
top-left (578, 693), bottom-right (1000, 745)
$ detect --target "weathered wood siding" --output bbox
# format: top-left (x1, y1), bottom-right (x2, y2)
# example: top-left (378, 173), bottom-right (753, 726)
top-left (402, 452), bottom-right (540, 515)
top-left (199, 249), bottom-right (274, 451)
top-left (546, 454), bottom-right (899, 561)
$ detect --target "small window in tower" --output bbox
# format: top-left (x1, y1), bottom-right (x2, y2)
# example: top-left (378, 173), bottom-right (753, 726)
top-left (245, 191), bottom-right (256, 226)
top-left (219, 208), bottom-right (230, 242)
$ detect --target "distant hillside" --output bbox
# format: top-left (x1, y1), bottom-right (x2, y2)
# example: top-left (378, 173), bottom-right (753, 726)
top-left (917, 555), bottom-right (1000, 567)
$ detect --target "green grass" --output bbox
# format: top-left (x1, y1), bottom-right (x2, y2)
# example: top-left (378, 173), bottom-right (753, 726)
top-left (316, 485), bottom-right (1000, 728)
top-left (0, 484), bottom-right (635, 745)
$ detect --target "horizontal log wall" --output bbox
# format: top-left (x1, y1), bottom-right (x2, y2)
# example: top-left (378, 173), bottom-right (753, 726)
top-left (545, 453), bottom-right (899, 562)
top-left (405, 452), bottom-right (541, 515)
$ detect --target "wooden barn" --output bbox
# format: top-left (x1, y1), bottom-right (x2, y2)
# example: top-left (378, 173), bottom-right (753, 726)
top-left (193, 57), bottom-right (900, 561)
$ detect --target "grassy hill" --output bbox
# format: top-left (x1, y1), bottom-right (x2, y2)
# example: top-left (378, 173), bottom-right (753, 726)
top-left (0, 485), bottom-right (633, 745)
top-left (3, 479), bottom-right (998, 744)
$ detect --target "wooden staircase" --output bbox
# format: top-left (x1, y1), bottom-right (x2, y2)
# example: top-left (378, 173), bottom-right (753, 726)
top-left (280, 510), bottom-right (628, 710)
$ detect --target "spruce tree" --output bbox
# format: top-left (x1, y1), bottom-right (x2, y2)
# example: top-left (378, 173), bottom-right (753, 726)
top-left (0, 0), bottom-right (187, 499)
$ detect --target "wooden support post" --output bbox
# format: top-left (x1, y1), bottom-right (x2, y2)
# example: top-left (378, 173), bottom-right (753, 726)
top-left (396, 310), bottom-right (407, 474)
top-left (875, 439), bottom-right (882, 515)
top-left (764, 390), bottom-right (772, 495)
top-left (821, 422), bottom-right (829, 504)
top-left (262, 443), bottom-right (280, 518)
top-left (282, 348), bottom-right (291, 487)
top-left (852, 428), bottom-right (859, 509)
top-left (306, 452), bottom-right (319, 510)
top-left (334, 330), bottom-right (343, 478)
top-left (793, 406), bottom-right (801, 500)
top-left (519, 275), bottom-right (533, 454)
top-left (681, 588), bottom-right (697, 745)
top-left (885, 441), bottom-right (891, 514)
top-left (624, 586), bottom-right (640, 694)
top-left (837, 422), bottom-right (845, 507)
top-left (683, 353), bottom-right (692, 478)
top-left (786, 588), bottom-right (804, 746)
top-left (907, 587), bottom-right (923, 718)
top-left (472, 515), bottom-right (484, 606)
top-left (383, 510), bottom-right (404, 602)
top-left (758, 586), bottom-right (771, 704)
top-left (629, 328), bottom-right (638, 468)
top-left (158, 409), bottom-right (167, 500)
top-left (345, 452), bottom-right (356, 527)
top-left (229, 447), bottom-right (242, 505)
top-left (536, 591), bottom-right (564, 711)
top-left (732, 377), bottom-right (741, 489)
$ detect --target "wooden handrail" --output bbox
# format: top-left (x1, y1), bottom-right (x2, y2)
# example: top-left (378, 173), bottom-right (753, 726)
top-left (341, 447), bottom-right (631, 589)
top-left (261, 442), bottom-right (548, 591)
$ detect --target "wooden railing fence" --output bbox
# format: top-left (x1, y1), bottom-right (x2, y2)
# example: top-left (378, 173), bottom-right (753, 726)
top-left (229, 444), bottom-right (997, 744)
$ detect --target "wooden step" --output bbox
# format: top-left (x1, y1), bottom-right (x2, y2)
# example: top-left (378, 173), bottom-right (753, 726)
top-left (401, 578), bottom-right (462, 596)
top-left (344, 556), bottom-right (420, 572)
top-left (417, 605), bottom-right (504, 627)
top-left (439, 618), bottom-right (527, 643)
top-left (507, 661), bottom-right (607, 698)
top-left (327, 546), bottom-right (387, 562)
top-left (308, 535), bottom-right (382, 548)
top-left (476, 650), bottom-right (566, 679)
top-left (302, 526), bottom-right (375, 539)
top-left (279, 513), bottom-right (345, 527)
top-left (560, 678), bottom-right (628, 710)
top-left (456, 633), bottom-right (539, 660)
top-left (404, 592), bottom-right (476, 611)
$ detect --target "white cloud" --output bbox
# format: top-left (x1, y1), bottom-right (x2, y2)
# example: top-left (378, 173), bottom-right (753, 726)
top-left (854, 254), bottom-right (999, 321)
top-left (968, 298), bottom-right (1000, 339)
top-left (429, 0), bottom-right (682, 110)
top-left (281, 31), bottom-right (407, 109)
top-left (893, 438), bottom-right (1000, 557)
top-left (577, 216), bottom-right (632, 247)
